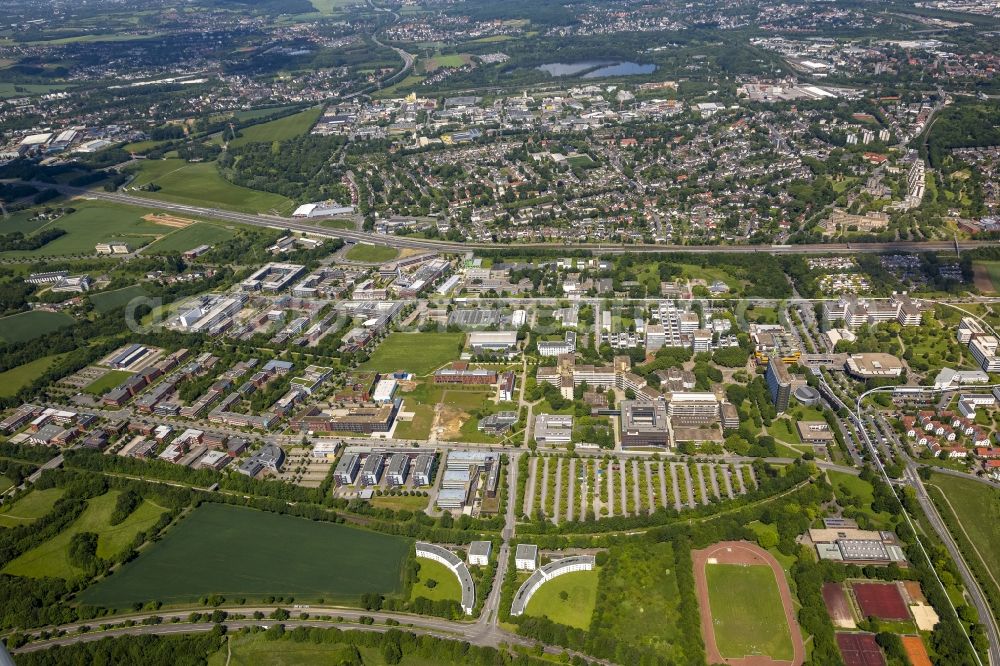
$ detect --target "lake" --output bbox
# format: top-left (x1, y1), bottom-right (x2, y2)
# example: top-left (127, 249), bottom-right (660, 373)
top-left (537, 61), bottom-right (657, 78)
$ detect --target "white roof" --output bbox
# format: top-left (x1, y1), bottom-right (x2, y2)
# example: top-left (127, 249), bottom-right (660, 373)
top-left (20, 132), bottom-right (52, 146)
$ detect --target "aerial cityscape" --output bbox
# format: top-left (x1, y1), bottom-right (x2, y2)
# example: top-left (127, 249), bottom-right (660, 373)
top-left (0, 0), bottom-right (998, 664)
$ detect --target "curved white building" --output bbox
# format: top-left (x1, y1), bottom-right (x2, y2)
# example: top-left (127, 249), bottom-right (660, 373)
top-left (511, 554), bottom-right (596, 616)
top-left (415, 542), bottom-right (475, 615)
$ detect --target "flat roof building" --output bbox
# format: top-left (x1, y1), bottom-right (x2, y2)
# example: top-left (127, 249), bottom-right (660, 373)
top-left (533, 414), bottom-right (573, 445)
top-left (619, 400), bottom-right (669, 449)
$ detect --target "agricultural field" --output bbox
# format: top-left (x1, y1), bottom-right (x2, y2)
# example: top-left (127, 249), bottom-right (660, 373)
top-left (82, 369), bottom-right (133, 395)
top-left (79, 503), bottom-right (411, 608)
top-left (0, 353), bottom-right (67, 397)
top-left (411, 557), bottom-right (461, 602)
top-left (0, 488), bottom-right (64, 528)
top-left (589, 541), bottom-right (685, 662)
top-left (0, 310), bottom-right (75, 343)
top-left (521, 455), bottom-right (757, 524)
top-left (360, 332), bottom-right (463, 375)
top-left (523, 568), bottom-right (599, 630)
top-left (344, 243), bottom-right (399, 263)
top-left (229, 106), bottom-right (323, 148)
top-left (0, 210), bottom-right (52, 236)
top-left (127, 159), bottom-right (294, 215)
top-left (3, 491), bottom-right (167, 578)
top-left (142, 222), bottom-right (237, 254)
top-left (705, 563), bottom-right (794, 661)
top-left (972, 261), bottom-right (1000, 293)
top-left (89, 285), bottom-right (148, 314)
top-left (419, 53), bottom-right (472, 73)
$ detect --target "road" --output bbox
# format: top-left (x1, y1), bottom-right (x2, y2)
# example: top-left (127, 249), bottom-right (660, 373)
top-left (28, 182), bottom-right (998, 256)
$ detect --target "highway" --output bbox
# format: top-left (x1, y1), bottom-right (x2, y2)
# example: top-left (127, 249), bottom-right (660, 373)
top-left (32, 182), bottom-right (996, 256)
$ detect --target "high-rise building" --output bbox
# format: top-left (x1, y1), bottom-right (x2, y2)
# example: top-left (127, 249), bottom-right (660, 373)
top-left (766, 356), bottom-right (792, 413)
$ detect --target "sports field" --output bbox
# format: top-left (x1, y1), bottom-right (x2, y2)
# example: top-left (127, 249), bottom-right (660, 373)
top-left (0, 310), bottom-right (75, 343)
top-left (128, 159), bottom-right (294, 215)
top-left (83, 370), bottom-right (133, 395)
top-left (411, 557), bottom-right (461, 602)
top-left (0, 353), bottom-right (66, 397)
top-left (524, 569), bottom-right (599, 630)
top-left (0, 488), bottom-right (64, 528)
top-left (229, 106), bottom-right (322, 148)
top-left (851, 583), bottom-right (909, 621)
top-left (360, 332), bottom-right (463, 375)
top-left (79, 503), bottom-right (411, 608)
top-left (345, 243), bottom-right (398, 262)
top-left (705, 564), bottom-right (794, 661)
top-left (142, 222), bottom-right (236, 254)
top-left (3, 491), bottom-right (166, 577)
top-left (89, 285), bottom-right (148, 314)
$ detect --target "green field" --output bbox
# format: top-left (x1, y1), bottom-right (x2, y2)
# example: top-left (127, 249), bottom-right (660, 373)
top-left (524, 569), bottom-right (599, 630)
top-left (0, 210), bottom-right (51, 236)
top-left (370, 494), bottom-right (429, 511)
top-left (345, 243), bottom-right (398, 262)
top-left (79, 503), bottom-right (411, 608)
top-left (89, 285), bottom-right (148, 314)
top-left (928, 474), bottom-right (1000, 601)
top-left (360, 332), bottom-right (463, 376)
top-left (0, 476), bottom-right (11, 493)
top-left (3, 491), bottom-right (166, 577)
top-left (207, 633), bottom-right (443, 666)
top-left (83, 370), bottom-right (134, 395)
top-left (0, 310), bottom-right (75, 343)
top-left (411, 557), bottom-right (461, 602)
top-left (828, 470), bottom-right (892, 527)
top-left (0, 83), bottom-right (72, 98)
top-left (0, 488), bottom-right (64, 528)
top-left (589, 541), bottom-right (684, 661)
top-left (975, 261), bottom-right (1000, 293)
top-left (142, 222), bottom-right (237, 254)
top-left (315, 218), bottom-right (356, 230)
top-left (0, 353), bottom-right (66, 397)
top-left (1, 201), bottom-right (172, 258)
top-left (705, 563), bottom-right (793, 661)
top-left (229, 107), bottom-right (322, 148)
top-left (128, 159), bottom-right (294, 215)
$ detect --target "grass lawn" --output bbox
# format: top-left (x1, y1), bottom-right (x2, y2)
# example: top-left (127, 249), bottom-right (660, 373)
top-left (706, 563), bottom-right (793, 661)
top-left (127, 159), bottom-right (294, 215)
top-left (89, 285), bottom-right (148, 314)
top-left (524, 569), bottom-right (598, 630)
top-left (928, 474), bottom-right (1000, 603)
top-left (0, 210), bottom-right (52, 236)
top-left (360, 332), bottom-right (463, 376)
top-left (229, 106), bottom-right (322, 148)
top-left (3, 491), bottom-right (166, 577)
top-left (142, 222), bottom-right (237, 254)
top-left (0, 353), bottom-right (67, 397)
top-left (0, 476), bottom-right (12, 493)
top-left (0, 310), bottom-right (75, 343)
top-left (78, 503), bottom-right (411, 608)
top-left (411, 557), bottom-right (462, 602)
top-left (345, 243), bottom-right (398, 262)
top-left (827, 470), bottom-right (892, 526)
top-left (83, 370), bottom-right (134, 395)
top-left (394, 402), bottom-right (434, 440)
top-left (0, 488), bottom-right (64, 528)
top-left (589, 541), bottom-right (685, 662)
top-left (315, 218), bottom-right (355, 230)
top-left (370, 494), bottom-right (429, 512)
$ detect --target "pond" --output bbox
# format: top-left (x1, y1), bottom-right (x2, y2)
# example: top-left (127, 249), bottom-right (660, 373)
top-left (537, 61), bottom-right (657, 78)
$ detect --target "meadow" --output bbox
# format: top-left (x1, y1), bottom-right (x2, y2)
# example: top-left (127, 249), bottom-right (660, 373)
top-left (345, 243), bottom-right (399, 263)
top-left (207, 633), bottom-right (443, 666)
top-left (78, 503), bottom-right (411, 608)
top-left (360, 332), bottom-right (464, 375)
top-left (705, 563), bottom-right (793, 661)
top-left (0, 310), bottom-right (75, 343)
top-left (0, 488), bottom-right (64, 528)
top-left (128, 160), bottom-right (294, 215)
top-left (0, 353), bottom-right (67, 397)
top-left (3, 491), bottom-right (166, 578)
top-left (0, 201), bottom-right (169, 258)
top-left (142, 222), bottom-right (237, 254)
top-left (524, 569), bottom-right (599, 630)
top-left (229, 106), bottom-right (322, 148)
